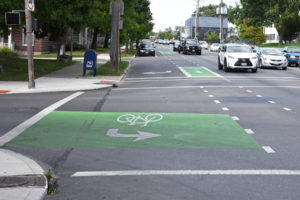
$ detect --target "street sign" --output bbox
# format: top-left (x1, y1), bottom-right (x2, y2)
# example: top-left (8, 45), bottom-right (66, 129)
top-left (26, 0), bottom-right (35, 12)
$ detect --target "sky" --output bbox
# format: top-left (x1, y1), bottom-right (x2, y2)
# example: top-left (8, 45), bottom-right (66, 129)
top-left (149, 0), bottom-right (240, 32)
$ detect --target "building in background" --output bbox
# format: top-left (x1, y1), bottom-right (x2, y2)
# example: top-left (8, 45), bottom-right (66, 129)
top-left (185, 16), bottom-right (228, 40)
top-left (263, 25), bottom-right (279, 43)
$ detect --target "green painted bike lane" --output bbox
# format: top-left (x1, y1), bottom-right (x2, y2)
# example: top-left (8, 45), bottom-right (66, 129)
top-left (180, 66), bottom-right (219, 77)
top-left (6, 111), bottom-right (261, 149)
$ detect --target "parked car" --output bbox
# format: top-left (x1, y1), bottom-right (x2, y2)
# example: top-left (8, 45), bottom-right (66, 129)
top-left (210, 43), bottom-right (220, 52)
top-left (283, 46), bottom-right (300, 66)
top-left (218, 44), bottom-right (258, 73)
top-left (199, 41), bottom-right (208, 49)
top-left (178, 39), bottom-right (202, 55)
top-left (257, 48), bottom-right (288, 70)
top-left (137, 42), bottom-right (155, 56)
top-left (173, 40), bottom-right (180, 51)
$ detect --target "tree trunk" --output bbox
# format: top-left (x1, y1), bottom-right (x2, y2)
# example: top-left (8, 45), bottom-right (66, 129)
top-left (125, 40), bottom-right (129, 53)
top-left (91, 28), bottom-right (99, 49)
top-left (136, 39), bottom-right (139, 50)
top-left (130, 40), bottom-right (133, 50)
top-left (104, 33), bottom-right (109, 48)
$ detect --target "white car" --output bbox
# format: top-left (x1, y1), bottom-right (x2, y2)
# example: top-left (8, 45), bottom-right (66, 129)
top-left (210, 43), bottom-right (220, 52)
top-left (258, 48), bottom-right (288, 70)
top-left (199, 41), bottom-right (208, 49)
top-left (218, 44), bottom-right (258, 73)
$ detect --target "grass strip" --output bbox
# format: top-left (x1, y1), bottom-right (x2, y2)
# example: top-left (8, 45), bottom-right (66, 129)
top-left (88, 61), bottom-right (129, 76)
top-left (0, 56), bottom-right (77, 81)
top-left (259, 42), bottom-right (300, 48)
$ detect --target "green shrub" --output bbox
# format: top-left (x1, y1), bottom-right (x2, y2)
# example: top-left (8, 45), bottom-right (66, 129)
top-left (0, 47), bottom-right (18, 56)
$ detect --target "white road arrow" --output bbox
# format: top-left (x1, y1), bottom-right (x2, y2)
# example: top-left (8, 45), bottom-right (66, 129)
top-left (107, 129), bottom-right (160, 142)
top-left (141, 71), bottom-right (172, 75)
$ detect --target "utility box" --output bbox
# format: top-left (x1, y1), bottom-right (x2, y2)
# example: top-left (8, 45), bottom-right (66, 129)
top-left (83, 50), bottom-right (97, 76)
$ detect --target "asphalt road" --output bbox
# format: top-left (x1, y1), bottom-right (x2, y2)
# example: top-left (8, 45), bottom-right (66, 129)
top-left (2, 44), bottom-right (300, 200)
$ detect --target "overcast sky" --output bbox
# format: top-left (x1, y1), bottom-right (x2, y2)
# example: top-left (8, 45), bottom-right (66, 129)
top-left (149, 0), bottom-right (240, 32)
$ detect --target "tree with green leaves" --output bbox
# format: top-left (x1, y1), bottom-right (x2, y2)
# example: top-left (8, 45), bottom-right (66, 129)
top-left (240, 0), bottom-right (300, 44)
top-left (205, 31), bottom-right (218, 42)
top-left (240, 25), bottom-right (266, 44)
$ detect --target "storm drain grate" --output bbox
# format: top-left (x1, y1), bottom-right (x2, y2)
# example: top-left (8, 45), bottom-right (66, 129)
top-left (0, 175), bottom-right (46, 188)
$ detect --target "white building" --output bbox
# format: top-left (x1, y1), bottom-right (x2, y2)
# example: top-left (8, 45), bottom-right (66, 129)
top-left (263, 25), bottom-right (279, 43)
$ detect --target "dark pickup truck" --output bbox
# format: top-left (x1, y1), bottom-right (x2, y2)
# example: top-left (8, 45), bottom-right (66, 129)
top-left (178, 39), bottom-right (202, 55)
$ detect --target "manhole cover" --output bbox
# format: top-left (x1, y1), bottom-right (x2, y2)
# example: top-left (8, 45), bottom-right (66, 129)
top-left (0, 175), bottom-right (46, 188)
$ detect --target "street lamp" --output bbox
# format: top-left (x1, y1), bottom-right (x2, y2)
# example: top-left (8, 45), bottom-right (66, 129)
top-left (194, 0), bottom-right (204, 39)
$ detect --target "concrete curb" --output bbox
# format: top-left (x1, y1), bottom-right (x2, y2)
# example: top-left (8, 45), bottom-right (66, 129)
top-left (0, 149), bottom-right (47, 200)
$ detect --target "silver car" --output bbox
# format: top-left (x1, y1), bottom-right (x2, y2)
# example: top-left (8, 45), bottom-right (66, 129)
top-left (258, 48), bottom-right (288, 70)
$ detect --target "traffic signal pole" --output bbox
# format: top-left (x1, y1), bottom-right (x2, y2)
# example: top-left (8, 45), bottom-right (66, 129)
top-left (110, 0), bottom-right (121, 73)
top-left (24, 0), bottom-right (35, 88)
top-left (195, 0), bottom-right (199, 39)
top-left (220, 0), bottom-right (224, 43)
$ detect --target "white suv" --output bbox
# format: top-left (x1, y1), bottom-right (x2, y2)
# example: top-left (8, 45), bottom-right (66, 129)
top-left (218, 44), bottom-right (258, 73)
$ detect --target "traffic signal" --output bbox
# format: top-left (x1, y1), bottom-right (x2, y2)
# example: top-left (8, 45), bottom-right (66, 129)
top-left (5, 12), bottom-right (20, 25)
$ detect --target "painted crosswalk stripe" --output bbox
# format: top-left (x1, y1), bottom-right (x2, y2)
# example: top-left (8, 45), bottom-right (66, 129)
top-left (262, 146), bottom-right (276, 153)
top-left (72, 169), bottom-right (300, 177)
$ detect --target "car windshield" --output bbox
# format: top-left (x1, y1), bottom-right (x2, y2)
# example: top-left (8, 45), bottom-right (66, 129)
top-left (186, 40), bottom-right (198, 45)
top-left (228, 46), bottom-right (252, 53)
top-left (287, 47), bottom-right (300, 53)
top-left (212, 43), bottom-right (219, 47)
top-left (262, 49), bottom-right (282, 55)
top-left (140, 43), bottom-right (152, 48)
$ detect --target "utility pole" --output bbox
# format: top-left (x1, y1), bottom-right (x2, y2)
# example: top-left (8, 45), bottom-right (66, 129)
top-left (195, 0), bottom-right (199, 39)
top-left (24, 0), bottom-right (35, 88)
top-left (220, 0), bottom-right (224, 43)
top-left (110, 0), bottom-right (122, 73)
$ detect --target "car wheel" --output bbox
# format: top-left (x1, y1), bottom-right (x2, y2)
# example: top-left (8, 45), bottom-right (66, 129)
top-left (252, 68), bottom-right (257, 73)
top-left (282, 67), bottom-right (287, 70)
top-left (183, 50), bottom-right (187, 55)
top-left (199, 51), bottom-right (202, 55)
top-left (218, 57), bottom-right (223, 70)
top-left (224, 59), bottom-right (229, 72)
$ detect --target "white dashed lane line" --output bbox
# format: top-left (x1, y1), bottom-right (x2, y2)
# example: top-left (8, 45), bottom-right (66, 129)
top-left (214, 100), bottom-right (221, 104)
top-left (232, 116), bottom-right (240, 121)
top-left (245, 129), bottom-right (255, 135)
top-left (222, 107), bottom-right (229, 111)
top-left (268, 101), bottom-right (276, 104)
top-left (262, 146), bottom-right (276, 154)
top-left (283, 107), bottom-right (292, 111)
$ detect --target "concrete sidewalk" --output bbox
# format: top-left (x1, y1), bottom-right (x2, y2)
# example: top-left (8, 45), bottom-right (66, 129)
top-left (0, 54), bottom-right (133, 199)
top-left (0, 54), bottom-right (132, 94)
top-left (0, 149), bottom-right (46, 200)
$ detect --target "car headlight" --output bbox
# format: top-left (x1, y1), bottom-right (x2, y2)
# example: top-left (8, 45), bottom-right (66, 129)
top-left (186, 47), bottom-right (190, 50)
top-left (140, 50), bottom-right (145, 52)
top-left (228, 56), bottom-right (235, 59)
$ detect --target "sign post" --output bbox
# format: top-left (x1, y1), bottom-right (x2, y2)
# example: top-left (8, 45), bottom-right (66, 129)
top-left (24, 0), bottom-right (35, 88)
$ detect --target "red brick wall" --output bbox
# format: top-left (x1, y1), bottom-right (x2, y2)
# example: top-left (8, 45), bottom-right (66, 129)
top-left (11, 27), bottom-right (58, 53)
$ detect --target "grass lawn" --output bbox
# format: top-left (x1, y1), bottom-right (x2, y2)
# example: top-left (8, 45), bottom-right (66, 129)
top-left (259, 42), bottom-right (300, 48)
top-left (121, 49), bottom-right (136, 58)
top-left (0, 56), bottom-right (77, 81)
top-left (88, 61), bottom-right (129, 76)
top-left (34, 48), bottom-right (110, 58)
